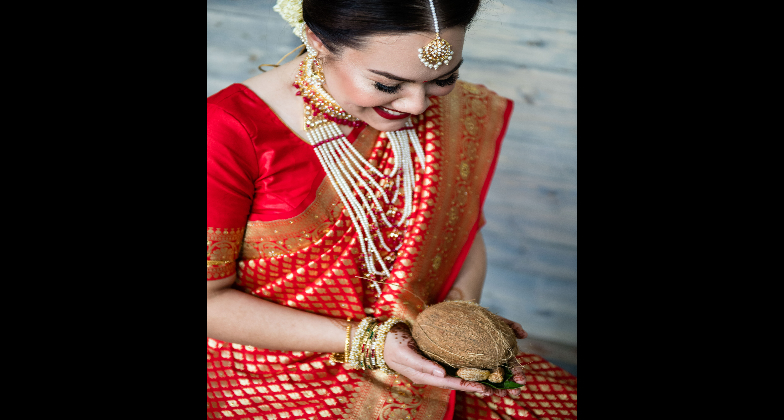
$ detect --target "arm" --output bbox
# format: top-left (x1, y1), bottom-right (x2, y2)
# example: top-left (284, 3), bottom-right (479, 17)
top-left (207, 275), bottom-right (348, 353)
top-left (446, 231), bottom-right (488, 303)
top-left (207, 275), bottom-right (504, 396)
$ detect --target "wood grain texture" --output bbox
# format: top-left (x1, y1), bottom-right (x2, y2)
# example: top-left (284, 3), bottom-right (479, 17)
top-left (206, 0), bottom-right (578, 349)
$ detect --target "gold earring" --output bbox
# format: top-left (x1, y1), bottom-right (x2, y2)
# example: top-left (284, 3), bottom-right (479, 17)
top-left (303, 52), bottom-right (326, 86)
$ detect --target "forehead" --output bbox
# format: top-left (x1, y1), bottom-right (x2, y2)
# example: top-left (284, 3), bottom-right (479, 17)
top-left (339, 27), bottom-right (466, 78)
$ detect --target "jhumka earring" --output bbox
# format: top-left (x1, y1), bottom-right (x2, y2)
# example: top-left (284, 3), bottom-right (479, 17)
top-left (418, 0), bottom-right (455, 70)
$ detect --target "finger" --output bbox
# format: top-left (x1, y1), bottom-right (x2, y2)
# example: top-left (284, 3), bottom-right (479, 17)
top-left (405, 367), bottom-right (498, 395)
top-left (511, 322), bottom-right (528, 339)
top-left (397, 367), bottom-right (488, 393)
top-left (472, 383), bottom-right (508, 398)
top-left (403, 353), bottom-right (447, 378)
top-left (511, 365), bottom-right (528, 386)
top-left (500, 317), bottom-right (528, 339)
top-left (386, 335), bottom-right (447, 378)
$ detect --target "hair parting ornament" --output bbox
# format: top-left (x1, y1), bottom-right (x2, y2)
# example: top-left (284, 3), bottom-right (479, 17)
top-left (419, 0), bottom-right (455, 70)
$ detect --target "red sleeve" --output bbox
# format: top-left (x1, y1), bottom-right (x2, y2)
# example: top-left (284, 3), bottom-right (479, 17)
top-left (207, 104), bottom-right (258, 280)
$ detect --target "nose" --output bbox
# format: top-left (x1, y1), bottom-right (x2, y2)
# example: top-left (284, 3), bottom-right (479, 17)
top-left (392, 87), bottom-right (432, 116)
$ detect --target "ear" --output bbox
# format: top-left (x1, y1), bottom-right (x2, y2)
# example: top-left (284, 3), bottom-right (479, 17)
top-left (305, 26), bottom-right (332, 58)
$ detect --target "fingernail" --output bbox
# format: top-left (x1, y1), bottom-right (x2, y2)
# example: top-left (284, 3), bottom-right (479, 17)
top-left (434, 369), bottom-right (446, 378)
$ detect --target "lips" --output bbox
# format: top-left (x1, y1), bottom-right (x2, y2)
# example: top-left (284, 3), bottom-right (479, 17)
top-left (374, 106), bottom-right (411, 120)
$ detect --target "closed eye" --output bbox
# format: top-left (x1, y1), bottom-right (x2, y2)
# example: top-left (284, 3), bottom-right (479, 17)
top-left (434, 73), bottom-right (460, 87)
top-left (375, 82), bottom-right (402, 94)
top-left (375, 73), bottom-right (459, 94)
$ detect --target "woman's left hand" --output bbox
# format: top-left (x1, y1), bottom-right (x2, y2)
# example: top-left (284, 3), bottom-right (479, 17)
top-left (499, 315), bottom-right (528, 340)
top-left (496, 315), bottom-right (529, 396)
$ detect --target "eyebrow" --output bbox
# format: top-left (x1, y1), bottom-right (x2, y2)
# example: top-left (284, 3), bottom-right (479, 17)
top-left (369, 59), bottom-right (465, 83)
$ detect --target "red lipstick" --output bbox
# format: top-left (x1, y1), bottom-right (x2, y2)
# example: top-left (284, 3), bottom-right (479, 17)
top-left (373, 106), bottom-right (411, 120)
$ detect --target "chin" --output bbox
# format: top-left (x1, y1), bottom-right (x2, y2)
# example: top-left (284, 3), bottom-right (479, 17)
top-left (368, 119), bottom-right (409, 133)
top-left (363, 112), bottom-right (409, 131)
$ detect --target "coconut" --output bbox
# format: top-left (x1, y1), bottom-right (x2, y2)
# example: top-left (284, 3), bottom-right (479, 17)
top-left (411, 301), bottom-right (519, 371)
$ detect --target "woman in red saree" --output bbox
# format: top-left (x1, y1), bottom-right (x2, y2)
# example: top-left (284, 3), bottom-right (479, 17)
top-left (207, 1), bottom-right (577, 419)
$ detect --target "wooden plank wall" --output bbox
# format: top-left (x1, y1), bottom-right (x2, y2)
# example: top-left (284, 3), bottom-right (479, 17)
top-left (207, 0), bottom-right (578, 352)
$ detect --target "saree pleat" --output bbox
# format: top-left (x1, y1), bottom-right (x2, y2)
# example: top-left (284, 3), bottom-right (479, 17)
top-left (207, 82), bottom-right (577, 420)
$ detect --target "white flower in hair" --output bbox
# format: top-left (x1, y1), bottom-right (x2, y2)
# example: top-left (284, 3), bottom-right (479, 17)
top-left (273, 0), bottom-right (305, 37)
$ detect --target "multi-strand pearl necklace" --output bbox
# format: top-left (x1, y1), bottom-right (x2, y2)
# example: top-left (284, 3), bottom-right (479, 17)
top-left (294, 57), bottom-right (426, 291)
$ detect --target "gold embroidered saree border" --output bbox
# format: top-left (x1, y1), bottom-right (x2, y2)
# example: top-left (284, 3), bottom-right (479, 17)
top-left (345, 82), bottom-right (508, 420)
top-left (207, 227), bottom-right (245, 280)
top-left (385, 81), bottom-right (511, 321)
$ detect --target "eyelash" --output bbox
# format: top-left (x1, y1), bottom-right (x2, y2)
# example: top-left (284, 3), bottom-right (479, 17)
top-left (374, 74), bottom-right (461, 94)
top-left (374, 82), bottom-right (401, 94)
top-left (435, 73), bottom-right (460, 87)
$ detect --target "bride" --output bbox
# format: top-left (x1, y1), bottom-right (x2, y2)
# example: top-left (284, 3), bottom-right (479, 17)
top-left (207, 1), bottom-right (577, 419)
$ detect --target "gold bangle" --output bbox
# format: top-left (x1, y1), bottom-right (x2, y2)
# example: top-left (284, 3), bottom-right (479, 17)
top-left (348, 318), bottom-right (377, 369)
top-left (345, 320), bottom-right (352, 356)
top-left (329, 319), bottom-right (353, 364)
top-left (363, 324), bottom-right (380, 370)
top-left (375, 318), bottom-right (410, 376)
top-left (358, 321), bottom-right (377, 370)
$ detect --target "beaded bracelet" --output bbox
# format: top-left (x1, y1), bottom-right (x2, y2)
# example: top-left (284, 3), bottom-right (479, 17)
top-left (347, 318), bottom-right (377, 369)
top-left (361, 324), bottom-right (378, 370)
top-left (375, 318), bottom-right (411, 375)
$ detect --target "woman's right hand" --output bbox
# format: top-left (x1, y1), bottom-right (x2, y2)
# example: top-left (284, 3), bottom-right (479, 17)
top-left (383, 324), bottom-right (522, 398)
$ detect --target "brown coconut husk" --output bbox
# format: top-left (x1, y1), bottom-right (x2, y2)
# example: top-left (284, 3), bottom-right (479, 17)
top-left (411, 301), bottom-right (520, 370)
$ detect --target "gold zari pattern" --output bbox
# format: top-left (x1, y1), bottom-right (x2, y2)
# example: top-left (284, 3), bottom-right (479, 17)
top-left (205, 83), bottom-right (573, 420)
top-left (207, 227), bottom-right (245, 280)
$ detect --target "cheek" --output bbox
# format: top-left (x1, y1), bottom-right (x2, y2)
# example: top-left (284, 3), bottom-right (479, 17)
top-left (429, 84), bottom-right (458, 97)
top-left (328, 72), bottom-right (386, 109)
top-left (349, 89), bottom-right (398, 111)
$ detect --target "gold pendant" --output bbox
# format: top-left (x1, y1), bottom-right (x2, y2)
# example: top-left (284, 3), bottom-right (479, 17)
top-left (418, 35), bottom-right (454, 70)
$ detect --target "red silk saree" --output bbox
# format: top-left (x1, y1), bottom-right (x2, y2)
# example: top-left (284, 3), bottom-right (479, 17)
top-left (207, 82), bottom-right (577, 420)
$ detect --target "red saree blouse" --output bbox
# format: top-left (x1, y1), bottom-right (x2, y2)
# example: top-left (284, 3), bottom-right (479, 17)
top-left (207, 83), bottom-right (577, 420)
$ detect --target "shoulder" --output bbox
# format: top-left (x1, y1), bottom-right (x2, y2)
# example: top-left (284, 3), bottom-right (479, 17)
top-left (207, 84), bottom-right (263, 140)
top-left (452, 81), bottom-right (512, 108)
top-left (435, 81), bottom-right (514, 123)
top-left (207, 85), bottom-right (263, 173)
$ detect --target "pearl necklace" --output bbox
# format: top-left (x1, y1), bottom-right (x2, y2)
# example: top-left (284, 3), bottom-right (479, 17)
top-left (294, 57), bottom-right (427, 291)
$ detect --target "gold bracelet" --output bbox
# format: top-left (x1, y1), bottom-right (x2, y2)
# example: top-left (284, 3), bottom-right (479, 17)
top-left (329, 319), bottom-right (353, 364)
top-left (345, 320), bottom-right (352, 356)
top-left (375, 318), bottom-right (410, 375)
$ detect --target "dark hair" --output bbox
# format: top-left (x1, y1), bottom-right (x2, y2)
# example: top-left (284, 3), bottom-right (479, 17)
top-left (303, 0), bottom-right (482, 54)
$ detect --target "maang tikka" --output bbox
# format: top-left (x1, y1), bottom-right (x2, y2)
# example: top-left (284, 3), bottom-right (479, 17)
top-left (419, 0), bottom-right (455, 70)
